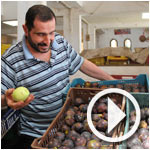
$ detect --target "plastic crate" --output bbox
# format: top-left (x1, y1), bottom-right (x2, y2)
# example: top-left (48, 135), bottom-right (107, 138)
top-left (31, 88), bottom-right (126, 149)
top-left (1, 108), bottom-right (20, 139)
top-left (119, 93), bottom-right (149, 149)
top-left (127, 94), bottom-right (149, 111)
top-left (63, 74), bottom-right (149, 97)
top-left (72, 74), bottom-right (148, 89)
top-left (99, 74), bottom-right (148, 89)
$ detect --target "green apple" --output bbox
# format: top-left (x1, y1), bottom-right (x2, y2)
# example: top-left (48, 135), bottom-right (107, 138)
top-left (12, 87), bottom-right (30, 102)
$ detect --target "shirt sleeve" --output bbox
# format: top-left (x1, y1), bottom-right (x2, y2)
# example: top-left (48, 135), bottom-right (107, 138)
top-left (1, 56), bottom-right (16, 95)
top-left (64, 39), bottom-right (84, 75)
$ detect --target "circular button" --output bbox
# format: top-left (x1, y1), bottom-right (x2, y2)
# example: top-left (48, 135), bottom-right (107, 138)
top-left (87, 88), bottom-right (141, 142)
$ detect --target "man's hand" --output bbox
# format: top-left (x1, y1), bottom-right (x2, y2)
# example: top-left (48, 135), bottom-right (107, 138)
top-left (5, 88), bottom-right (34, 110)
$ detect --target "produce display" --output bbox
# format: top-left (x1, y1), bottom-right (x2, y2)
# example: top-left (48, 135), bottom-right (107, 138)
top-left (31, 75), bottom-right (149, 149)
top-left (75, 82), bottom-right (147, 93)
top-left (127, 108), bottom-right (149, 149)
top-left (46, 94), bottom-right (124, 149)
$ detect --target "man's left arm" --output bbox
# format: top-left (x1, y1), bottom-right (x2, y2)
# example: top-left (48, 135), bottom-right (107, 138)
top-left (80, 59), bottom-right (115, 81)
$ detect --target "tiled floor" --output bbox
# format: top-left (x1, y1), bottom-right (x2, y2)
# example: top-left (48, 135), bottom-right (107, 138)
top-left (70, 66), bottom-right (149, 81)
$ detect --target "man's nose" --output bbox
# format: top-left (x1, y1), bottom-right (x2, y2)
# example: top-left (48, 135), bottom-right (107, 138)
top-left (44, 34), bottom-right (55, 44)
top-left (43, 35), bottom-right (51, 44)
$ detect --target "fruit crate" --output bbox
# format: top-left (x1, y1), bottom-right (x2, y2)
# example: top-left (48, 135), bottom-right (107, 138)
top-left (31, 88), bottom-right (126, 149)
top-left (119, 93), bottom-right (149, 149)
top-left (71, 74), bottom-right (148, 90)
top-left (1, 108), bottom-right (20, 139)
top-left (63, 74), bottom-right (149, 99)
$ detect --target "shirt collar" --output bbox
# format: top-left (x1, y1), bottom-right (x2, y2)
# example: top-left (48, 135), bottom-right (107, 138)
top-left (22, 36), bottom-right (34, 60)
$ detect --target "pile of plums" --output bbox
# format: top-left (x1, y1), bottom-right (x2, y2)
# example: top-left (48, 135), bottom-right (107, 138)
top-left (46, 95), bottom-right (121, 149)
top-left (127, 107), bottom-right (149, 149)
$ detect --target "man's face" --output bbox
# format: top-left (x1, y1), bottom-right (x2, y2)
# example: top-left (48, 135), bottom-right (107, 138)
top-left (25, 17), bottom-right (56, 53)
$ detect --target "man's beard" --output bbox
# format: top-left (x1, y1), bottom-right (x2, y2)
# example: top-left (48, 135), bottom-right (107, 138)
top-left (27, 34), bottom-right (51, 53)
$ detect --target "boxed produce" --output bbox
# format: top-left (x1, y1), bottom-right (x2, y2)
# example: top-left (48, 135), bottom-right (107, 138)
top-left (31, 88), bottom-right (126, 149)
top-left (63, 74), bottom-right (148, 104)
top-left (125, 94), bottom-right (149, 149)
top-left (68, 74), bottom-right (148, 92)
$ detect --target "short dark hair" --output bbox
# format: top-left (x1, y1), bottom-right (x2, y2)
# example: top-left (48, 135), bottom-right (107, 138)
top-left (25, 5), bottom-right (56, 31)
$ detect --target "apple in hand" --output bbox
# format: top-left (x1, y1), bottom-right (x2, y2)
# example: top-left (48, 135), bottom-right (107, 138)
top-left (12, 87), bottom-right (30, 102)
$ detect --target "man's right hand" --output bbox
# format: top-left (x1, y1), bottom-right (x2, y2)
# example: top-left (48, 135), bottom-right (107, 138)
top-left (5, 88), bottom-right (34, 110)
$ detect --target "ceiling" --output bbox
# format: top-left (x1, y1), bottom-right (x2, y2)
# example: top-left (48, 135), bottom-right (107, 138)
top-left (1, 1), bottom-right (149, 38)
top-left (80, 1), bottom-right (148, 23)
top-left (48, 1), bottom-right (149, 26)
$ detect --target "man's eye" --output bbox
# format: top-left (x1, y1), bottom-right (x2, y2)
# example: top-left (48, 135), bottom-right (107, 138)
top-left (37, 33), bottom-right (44, 36)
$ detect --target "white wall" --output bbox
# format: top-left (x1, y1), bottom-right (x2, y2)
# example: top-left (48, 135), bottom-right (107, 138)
top-left (82, 20), bottom-right (88, 50)
top-left (88, 24), bottom-right (96, 49)
top-left (53, 8), bottom-right (82, 53)
top-left (1, 1), bottom-right (17, 20)
top-left (96, 28), bottom-right (149, 52)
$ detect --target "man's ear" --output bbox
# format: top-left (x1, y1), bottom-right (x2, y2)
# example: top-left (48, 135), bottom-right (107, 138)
top-left (22, 24), bottom-right (28, 36)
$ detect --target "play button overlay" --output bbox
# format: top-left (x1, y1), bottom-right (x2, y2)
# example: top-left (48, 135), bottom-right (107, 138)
top-left (87, 88), bottom-right (141, 143)
top-left (108, 97), bottom-right (126, 133)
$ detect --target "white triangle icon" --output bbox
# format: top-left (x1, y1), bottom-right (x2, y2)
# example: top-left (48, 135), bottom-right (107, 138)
top-left (108, 97), bottom-right (126, 133)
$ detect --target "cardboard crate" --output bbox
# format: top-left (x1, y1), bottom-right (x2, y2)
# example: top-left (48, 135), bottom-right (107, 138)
top-left (31, 88), bottom-right (126, 149)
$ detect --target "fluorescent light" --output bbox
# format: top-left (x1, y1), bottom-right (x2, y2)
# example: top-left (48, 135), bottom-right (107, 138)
top-left (3, 20), bottom-right (18, 26)
top-left (142, 13), bottom-right (150, 19)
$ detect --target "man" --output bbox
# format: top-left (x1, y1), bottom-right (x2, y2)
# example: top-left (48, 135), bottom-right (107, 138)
top-left (1, 5), bottom-right (114, 148)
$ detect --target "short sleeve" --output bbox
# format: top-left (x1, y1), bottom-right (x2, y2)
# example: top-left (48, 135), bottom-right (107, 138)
top-left (64, 40), bottom-right (84, 75)
top-left (1, 56), bottom-right (16, 95)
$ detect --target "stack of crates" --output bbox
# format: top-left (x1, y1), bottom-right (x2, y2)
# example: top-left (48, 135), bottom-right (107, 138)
top-left (88, 57), bottom-right (105, 66)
